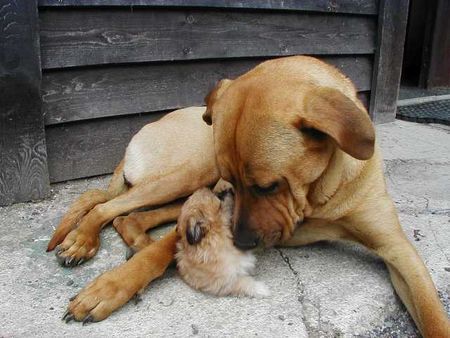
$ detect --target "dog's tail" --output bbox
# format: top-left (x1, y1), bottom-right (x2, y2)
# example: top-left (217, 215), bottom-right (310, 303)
top-left (46, 160), bottom-right (127, 251)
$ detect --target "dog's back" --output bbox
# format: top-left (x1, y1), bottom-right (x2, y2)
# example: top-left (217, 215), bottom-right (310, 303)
top-left (124, 107), bottom-right (218, 186)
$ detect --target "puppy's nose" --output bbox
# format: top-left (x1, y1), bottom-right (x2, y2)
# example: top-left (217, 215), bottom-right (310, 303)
top-left (233, 223), bottom-right (259, 250)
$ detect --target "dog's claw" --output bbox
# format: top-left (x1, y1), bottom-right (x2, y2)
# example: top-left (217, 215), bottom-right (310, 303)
top-left (69, 295), bottom-right (77, 301)
top-left (82, 315), bottom-right (94, 326)
top-left (55, 245), bottom-right (63, 255)
top-left (64, 313), bottom-right (74, 323)
top-left (77, 259), bottom-right (84, 266)
top-left (62, 309), bottom-right (70, 320)
top-left (133, 292), bottom-right (143, 305)
top-left (56, 254), bottom-right (66, 266)
top-left (65, 257), bottom-right (74, 266)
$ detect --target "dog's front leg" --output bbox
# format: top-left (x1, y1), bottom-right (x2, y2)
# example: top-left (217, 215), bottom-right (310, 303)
top-left (281, 203), bottom-right (449, 337)
top-left (113, 201), bottom-right (184, 254)
top-left (64, 228), bottom-right (178, 323)
top-left (344, 197), bottom-right (449, 338)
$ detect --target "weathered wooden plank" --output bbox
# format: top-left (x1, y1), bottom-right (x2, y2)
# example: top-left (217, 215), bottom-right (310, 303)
top-left (45, 112), bottom-right (166, 182)
top-left (421, 0), bottom-right (450, 88)
top-left (369, 0), bottom-right (409, 124)
top-left (46, 89), bottom-right (371, 183)
top-left (39, 8), bottom-right (376, 69)
top-left (42, 56), bottom-right (373, 125)
top-left (357, 91), bottom-right (370, 110)
top-left (0, 0), bottom-right (50, 205)
top-left (38, 0), bottom-right (379, 15)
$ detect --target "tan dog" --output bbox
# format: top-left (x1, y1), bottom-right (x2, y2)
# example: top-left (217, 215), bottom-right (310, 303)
top-left (49, 56), bottom-right (449, 336)
top-left (176, 187), bottom-right (269, 298)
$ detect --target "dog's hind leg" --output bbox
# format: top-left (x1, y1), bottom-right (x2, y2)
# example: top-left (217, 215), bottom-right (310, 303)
top-left (113, 200), bottom-right (184, 254)
top-left (47, 160), bottom-right (127, 252)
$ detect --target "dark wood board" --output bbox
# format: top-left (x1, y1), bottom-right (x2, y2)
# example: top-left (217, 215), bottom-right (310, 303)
top-left (45, 112), bottom-right (166, 182)
top-left (369, 0), bottom-right (409, 124)
top-left (0, 0), bottom-right (50, 205)
top-left (422, 0), bottom-right (450, 88)
top-left (46, 90), bottom-right (370, 183)
top-left (357, 91), bottom-right (370, 110)
top-left (38, 0), bottom-right (379, 15)
top-left (42, 56), bottom-right (373, 125)
top-left (39, 8), bottom-right (376, 69)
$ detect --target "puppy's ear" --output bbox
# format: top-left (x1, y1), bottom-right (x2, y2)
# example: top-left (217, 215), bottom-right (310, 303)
top-left (301, 87), bottom-right (375, 160)
top-left (186, 217), bottom-right (205, 245)
top-left (203, 79), bottom-right (233, 125)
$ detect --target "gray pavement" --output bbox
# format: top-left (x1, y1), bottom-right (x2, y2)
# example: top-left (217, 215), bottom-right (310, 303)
top-left (0, 120), bottom-right (449, 337)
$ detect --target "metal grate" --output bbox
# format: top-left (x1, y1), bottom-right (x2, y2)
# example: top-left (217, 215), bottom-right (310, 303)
top-left (397, 100), bottom-right (450, 125)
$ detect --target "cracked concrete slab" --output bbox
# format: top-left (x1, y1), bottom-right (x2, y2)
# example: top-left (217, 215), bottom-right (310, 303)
top-left (0, 120), bottom-right (449, 337)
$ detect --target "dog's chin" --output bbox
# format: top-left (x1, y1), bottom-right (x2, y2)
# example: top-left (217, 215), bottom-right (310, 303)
top-left (260, 233), bottom-right (282, 249)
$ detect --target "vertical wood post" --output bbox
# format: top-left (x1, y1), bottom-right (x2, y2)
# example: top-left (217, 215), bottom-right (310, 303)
top-left (0, 0), bottom-right (50, 205)
top-left (420, 0), bottom-right (450, 88)
top-left (369, 0), bottom-right (409, 124)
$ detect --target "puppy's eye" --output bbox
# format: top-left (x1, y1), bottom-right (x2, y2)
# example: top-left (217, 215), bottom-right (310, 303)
top-left (300, 127), bottom-right (327, 141)
top-left (253, 182), bottom-right (279, 196)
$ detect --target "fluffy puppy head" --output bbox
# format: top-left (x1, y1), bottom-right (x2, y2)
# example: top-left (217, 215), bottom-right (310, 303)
top-left (176, 188), bottom-right (234, 256)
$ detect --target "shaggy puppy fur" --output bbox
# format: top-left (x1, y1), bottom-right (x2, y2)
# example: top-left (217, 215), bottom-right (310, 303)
top-left (175, 188), bottom-right (270, 298)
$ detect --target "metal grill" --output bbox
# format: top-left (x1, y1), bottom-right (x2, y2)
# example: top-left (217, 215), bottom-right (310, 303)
top-left (397, 100), bottom-right (450, 125)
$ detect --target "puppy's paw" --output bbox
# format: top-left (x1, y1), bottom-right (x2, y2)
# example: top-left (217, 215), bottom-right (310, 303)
top-left (251, 281), bottom-right (271, 298)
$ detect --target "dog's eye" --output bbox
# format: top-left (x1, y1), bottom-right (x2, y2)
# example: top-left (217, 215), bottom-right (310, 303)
top-left (253, 182), bottom-right (279, 196)
top-left (300, 127), bottom-right (327, 141)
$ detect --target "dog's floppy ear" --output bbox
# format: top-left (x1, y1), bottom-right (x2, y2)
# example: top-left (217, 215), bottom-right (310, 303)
top-left (203, 79), bottom-right (232, 125)
top-left (302, 87), bottom-right (375, 160)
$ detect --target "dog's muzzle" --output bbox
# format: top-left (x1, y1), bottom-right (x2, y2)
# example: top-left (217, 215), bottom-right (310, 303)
top-left (233, 221), bottom-right (259, 250)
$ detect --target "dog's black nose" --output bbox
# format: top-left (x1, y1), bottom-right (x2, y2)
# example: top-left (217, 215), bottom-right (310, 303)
top-left (233, 223), bottom-right (259, 250)
top-left (233, 237), bottom-right (259, 250)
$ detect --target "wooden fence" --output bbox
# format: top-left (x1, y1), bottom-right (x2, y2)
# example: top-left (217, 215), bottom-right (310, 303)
top-left (0, 0), bottom-right (409, 205)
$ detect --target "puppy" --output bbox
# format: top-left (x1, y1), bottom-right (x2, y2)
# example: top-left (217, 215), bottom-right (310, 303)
top-left (175, 187), bottom-right (269, 298)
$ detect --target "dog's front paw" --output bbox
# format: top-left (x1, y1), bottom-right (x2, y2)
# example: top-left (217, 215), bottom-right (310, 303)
top-left (63, 270), bottom-right (138, 323)
top-left (55, 228), bottom-right (99, 267)
top-left (113, 215), bottom-right (153, 249)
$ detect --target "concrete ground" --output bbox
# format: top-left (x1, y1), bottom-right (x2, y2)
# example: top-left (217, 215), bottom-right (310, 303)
top-left (0, 120), bottom-right (449, 338)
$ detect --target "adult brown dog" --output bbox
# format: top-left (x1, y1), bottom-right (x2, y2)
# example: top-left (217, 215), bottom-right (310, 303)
top-left (48, 56), bottom-right (449, 337)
